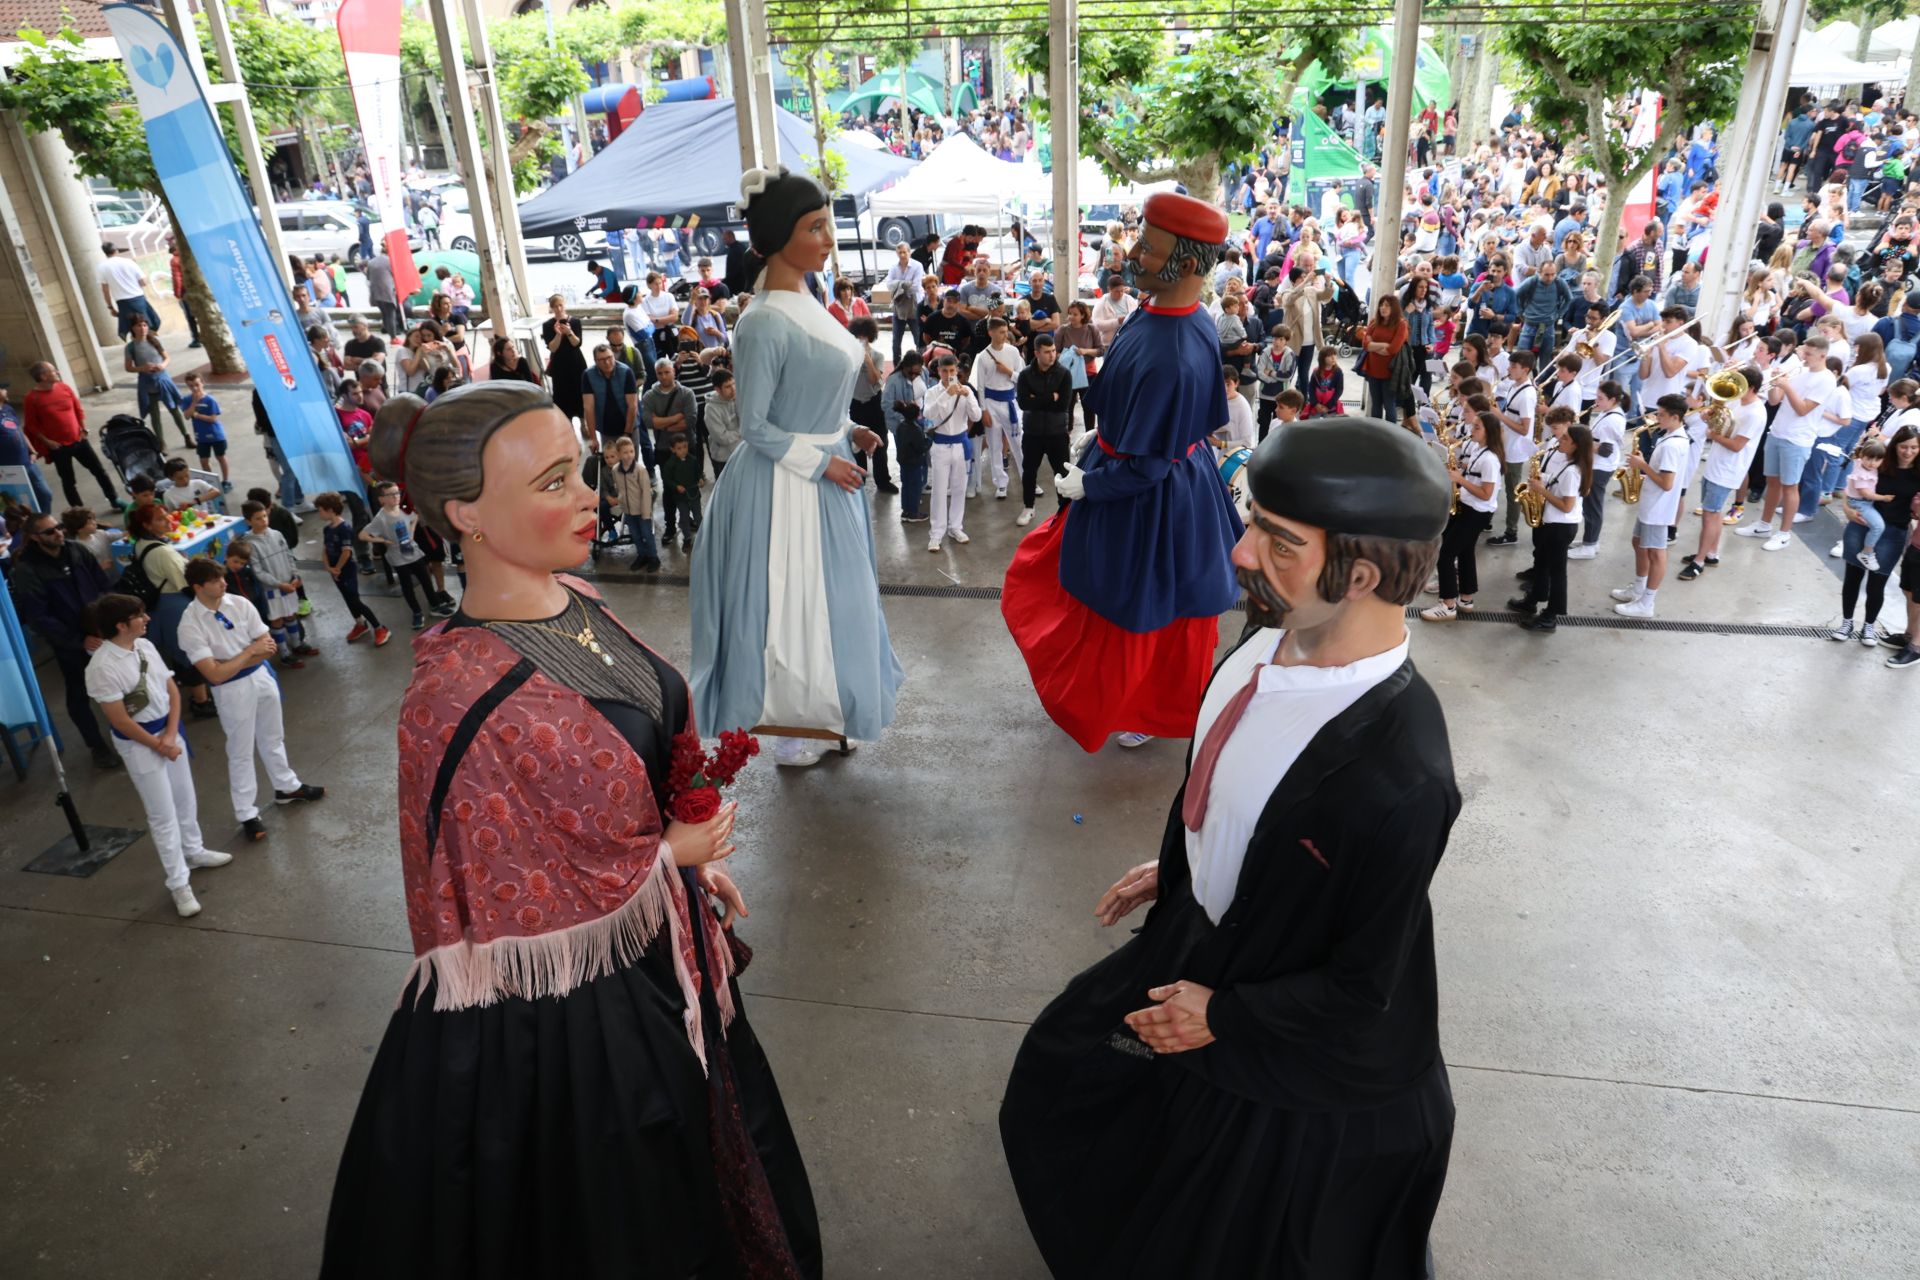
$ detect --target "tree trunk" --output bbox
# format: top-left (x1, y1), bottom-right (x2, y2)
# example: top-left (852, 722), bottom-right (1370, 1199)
top-left (1856, 17), bottom-right (1876, 103)
top-left (1176, 156), bottom-right (1222, 207)
top-left (427, 79), bottom-right (456, 171)
top-left (804, 55), bottom-right (844, 278)
top-left (155, 189), bottom-right (243, 376)
top-left (1590, 174), bottom-right (1629, 297)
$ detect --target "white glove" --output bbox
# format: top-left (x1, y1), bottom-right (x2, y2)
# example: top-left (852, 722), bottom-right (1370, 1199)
top-left (1055, 463), bottom-right (1087, 501)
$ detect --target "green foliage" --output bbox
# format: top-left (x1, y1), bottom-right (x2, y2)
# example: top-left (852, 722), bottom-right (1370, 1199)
top-left (0, 23), bottom-right (156, 191)
top-left (804, 146), bottom-right (850, 198)
top-left (198, 0), bottom-right (349, 132)
top-left (496, 35), bottom-right (591, 122)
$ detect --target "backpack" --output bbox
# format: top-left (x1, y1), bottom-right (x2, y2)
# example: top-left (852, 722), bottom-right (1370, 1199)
top-left (110, 541), bottom-right (167, 610)
top-left (1887, 313), bottom-right (1920, 384)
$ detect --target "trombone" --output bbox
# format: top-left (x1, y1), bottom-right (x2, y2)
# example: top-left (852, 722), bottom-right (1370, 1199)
top-left (1596, 322), bottom-right (1692, 381)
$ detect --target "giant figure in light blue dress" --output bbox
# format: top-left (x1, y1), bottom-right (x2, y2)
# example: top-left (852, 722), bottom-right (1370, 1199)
top-left (690, 169), bottom-right (904, 744)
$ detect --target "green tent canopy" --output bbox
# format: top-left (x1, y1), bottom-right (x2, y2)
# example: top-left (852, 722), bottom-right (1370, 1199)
top-left (829, 68), bottom-right (974, 121)
top-left (1292, 26), bottom-right (1452, 116)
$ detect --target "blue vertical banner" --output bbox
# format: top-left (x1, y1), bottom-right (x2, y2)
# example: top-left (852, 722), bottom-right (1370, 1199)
top-left (0, 568), bottom-right (59, 753)
top-left (104, 4), bottom-right (361, 498)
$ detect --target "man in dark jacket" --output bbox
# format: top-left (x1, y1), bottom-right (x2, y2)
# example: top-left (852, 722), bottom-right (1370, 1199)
top-left (1014, 334), bottom-right (1074, 526)
top-left (1002, 417), bottom-right (1457, 1279)
top-left (9, 511), bottom-right (120, 768)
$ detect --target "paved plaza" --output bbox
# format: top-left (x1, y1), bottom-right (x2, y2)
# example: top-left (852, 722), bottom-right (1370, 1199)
top-left (2, 392), bottom-right (1917, 1279)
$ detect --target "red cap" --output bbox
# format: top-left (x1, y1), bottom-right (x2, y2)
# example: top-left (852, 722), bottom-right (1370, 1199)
top-left (1143, 192), bottom-right (1229, 244)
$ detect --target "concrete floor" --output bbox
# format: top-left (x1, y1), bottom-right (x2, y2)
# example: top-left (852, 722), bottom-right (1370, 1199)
top-left (4, 388), bottom-right (1919, 1279)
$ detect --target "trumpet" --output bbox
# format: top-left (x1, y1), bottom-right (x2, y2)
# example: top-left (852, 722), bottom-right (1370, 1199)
top-left (1514, 452), bottom-right (1546, 528)
top-left (1615, 423), bottom-right (1655, 502)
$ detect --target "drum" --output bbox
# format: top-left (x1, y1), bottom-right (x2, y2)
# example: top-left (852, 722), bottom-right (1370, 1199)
top-left (1218, 447), bottom-right (1254, 520)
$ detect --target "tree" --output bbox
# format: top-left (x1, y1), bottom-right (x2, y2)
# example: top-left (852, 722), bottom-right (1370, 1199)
top-left (199, 0), bottom-right (354, 197)
top-left (0, 23), bottom-right (244, 374)
top-left (399, 14), bottom-right (455, 167)
top-left (487, 14), bottom-right (590, 192)
top-left (1005, 5), bottom-right (1356, 201)
top-left (1499, 5), bottom-right (1755, 289)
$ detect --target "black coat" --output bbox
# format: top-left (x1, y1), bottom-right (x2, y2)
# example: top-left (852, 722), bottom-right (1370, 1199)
top-left (1002, 636), bottom-right (1460, 1278)
top-left (1016, 363), bottom-right (1074, 434)
top-left (10, 542), bottom-right (110, 654)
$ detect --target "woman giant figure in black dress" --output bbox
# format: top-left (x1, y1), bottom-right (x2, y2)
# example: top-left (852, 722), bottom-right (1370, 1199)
top-left (321, 382), bottom-right (820, 1278)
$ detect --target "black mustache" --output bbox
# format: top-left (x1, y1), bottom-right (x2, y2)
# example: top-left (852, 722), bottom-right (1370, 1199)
top-left (1236, 566), bottom-right (1290, 627)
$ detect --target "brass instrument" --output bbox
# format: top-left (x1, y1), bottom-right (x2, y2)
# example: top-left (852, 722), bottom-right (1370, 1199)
top-left (1702, 366), bottom-right (1748, 434)
top-left (1598, 321), bottom-right (1692, 379)
top-left (1615, 423), bottom-right (1654, 502)
top-left (1514, 452), bottom-right (1546, 528)
top-left (1445, 438), bottom-right (1462, 515)
top-left (1572, 305), bottom-right (1625, 361)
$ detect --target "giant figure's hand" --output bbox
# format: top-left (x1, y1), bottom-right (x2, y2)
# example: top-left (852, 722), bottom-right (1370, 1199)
top-left (1094, 860), bottom-right (1158, 926)
top-left (1055, 463), bottom-right (1087, 500)
top-left (823, 456), bottom-right (867, 492)
top-left (665, 802), bottom-right (737, 867)
top-left (1124, 981), bottom-right (1215, 1054)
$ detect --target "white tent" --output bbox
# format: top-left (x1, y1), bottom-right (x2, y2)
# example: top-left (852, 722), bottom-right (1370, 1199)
top-left (866, 134), bottom-right (1048, 218)
top-left (1790, 47), bottom-right (1910, 87)
top-left (1805, 18), bottom-right (1917, 65)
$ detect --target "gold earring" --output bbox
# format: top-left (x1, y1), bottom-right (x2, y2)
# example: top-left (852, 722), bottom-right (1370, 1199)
top-left (469, 530), bottom-right (484, 544)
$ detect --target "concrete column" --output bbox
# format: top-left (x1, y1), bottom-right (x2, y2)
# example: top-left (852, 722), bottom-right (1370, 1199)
top-left (1048, 0), bottom-right (1079, 292)
top-left (25, 129), bottom-right (118, 355)
top-left (458, 0), bottom-right (532, 322)
top-left (746, 2), bottom-right (780, 169)
top-left (1699, 0), bottom-right (1806, 347)
top-left (1369, 0), bottom-right (1423, 309)
top-left (426, 0), bottom-right (514, 334)
top-left (722, 0), bottom-right (764, 170)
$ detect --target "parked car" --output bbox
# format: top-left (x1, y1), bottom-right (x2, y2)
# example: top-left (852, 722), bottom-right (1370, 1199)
top-left (96, 200), bottom-right (171, 256)
top-left (404, 249), bottom-right (485, 311)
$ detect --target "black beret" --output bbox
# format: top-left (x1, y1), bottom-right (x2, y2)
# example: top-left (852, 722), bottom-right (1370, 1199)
top-left (1246, 416), bottom-right (1450, 540)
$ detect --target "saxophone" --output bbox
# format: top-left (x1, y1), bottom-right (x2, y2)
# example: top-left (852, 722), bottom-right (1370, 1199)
top-left (1445, 438), bottom-right (1462, 515)
top-left (1515, 452), bottom-right (1546, 528)
top-left (1616, 424), bottom-right (1654, 502)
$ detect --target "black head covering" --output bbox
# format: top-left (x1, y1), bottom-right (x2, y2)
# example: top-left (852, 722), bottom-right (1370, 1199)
top-left (1246, 416), bottom-right (1449, 540)
top-left (740, 165), bottom-right (829, 258)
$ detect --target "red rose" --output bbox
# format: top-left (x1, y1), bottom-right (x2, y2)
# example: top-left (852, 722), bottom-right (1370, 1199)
top-left (673, 787), bottom-right (722, 824)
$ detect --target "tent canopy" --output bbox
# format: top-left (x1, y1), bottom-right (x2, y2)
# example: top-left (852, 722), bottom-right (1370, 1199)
top-left (866, 133), bottom-right (1045, 219)
top-left (1790, 47), bottom-right (1910, 87)
top-left (830, 68), bottom-right (948, 119)
top-left (1293, 26), bottom-right (1451, 115)
top-left (519, 98), bottom-right (915, 237)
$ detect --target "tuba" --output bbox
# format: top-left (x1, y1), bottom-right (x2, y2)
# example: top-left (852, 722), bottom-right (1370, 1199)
top-left (1702, 366), bottom-right (1748, 434)
top-left (1515, 452), bottom-right (1547, 528)
top-left (1615, 423), bottom-right (1654, 502)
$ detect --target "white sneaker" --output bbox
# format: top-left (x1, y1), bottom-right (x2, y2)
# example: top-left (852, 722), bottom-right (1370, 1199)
top-left (1830, 541), bottom-right (1845, 559)
top-left (1017, 507), bottom-right (1034, 527)
top-left (1860, 621), bottom-right (1883, 647)
top-left (1614, 596), bottom-right (1657, 619)
top-left (927, 539), bottom-right (941, 553)
top-left (1114, 732), bottom-right (1153, 749)
top-left (950, 530), bottom-right (970, 544)
top-left (995, 486), bottom-right (1008, 499)
top-left (1791, 511), bottom-right (1814, 524)
top-left (1609, 584), bottom-right (1643, 602)
top-left (1736, 523), bottom-right (1773, 538)
top-left (966, 486), bottom-right (979, 499)
top-left (185, 849), bottom-right (232, 870)
top-left (1458, 596), bottom-right (1475, 612)
top-left (1762, 532), bottom-right (1792, 551)
top-left (171, 885), bottom-right (202, 918)
top-left (1419, 603), bottom-right (1457, 622)
top-left (1423, 576), bottom-right (1440, 595)
top-left (1859, 549), bottom-right (1881, 571)
top-left (770, 737), bottom-right (827, 768)
top-left (1828, 617), bottom-right (1855, 641)
top-left (1566, 544), bottom-right (1599, 560)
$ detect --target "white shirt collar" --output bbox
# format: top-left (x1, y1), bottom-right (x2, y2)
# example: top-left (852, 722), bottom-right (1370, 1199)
top-left (1251, 628), bottom-right (1411, 694)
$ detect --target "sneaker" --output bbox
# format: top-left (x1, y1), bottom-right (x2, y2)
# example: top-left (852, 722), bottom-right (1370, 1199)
top-left (876, 482), bottom-right (900, 494)
top-left (186, 848), bottom-right (232, 870)
top-left (431, 600), bottom-right (458, 618)
top-left (189, 699), bottom-right (220, 721)
top-left (278, 655), bottom-right (306, 670)
top-left (901, 514), bottom-right (929, 523)
top-left (1762, 532), bottom-right (1792, 551)
top-left (241, 817), bottom-right (268, 842)
top-left (1878, 628), bottom-right (1908, 650)
top-left (1828, 618), bottom-right (1856, 641)
top-left (1458, 596), bottom-right (1475, 612)
top-left (1609, 585), bottom-right (1643, 602)
top-left (171, 886), bottom-right (202, 918)
top-left (1017, 508), bottom-right (1034, 527)
top-left (291, 643), bottom-right (320, 657)
top-left (1736, 523), bottom-right (1773, 539)
top-left (1791, 511), bottom-right (1814, 524)
top-left (411, 611), bottom-right (427, 629)
top-left (90, 744), bottom-right (123, 770)
top-left (275, 783), bottom-right (325, 804)
top-left (1566, 544), bottom-right (1598, 560)
top-left (1423, 577), bottom-right (1441, 595)
top-left (1677, 561), bottom-right (1705, 581)
top-left (639, 558), bottom-right (662, 572)
top-left (1419, 603), bottom-right (1457, 622)
top-left (1115, 732), bottom-right (1153, 749)
top-left (950, 530), bottom-right (971, 544)
top-left (1830, 541), bottom-right (1845, 559)
top-left (373, 626), bottom-right (393, 646)
top-left (1485, 534), bottom-right (1518, 546)
top-left (770, 736), bottom-right (827, 767)
top-left (296, 598), bottom-right (313, 618)
top-left (1520, 613), bottom-right (1558, 632)
top-left (1888, 647), bottom-right (1920, 670)
top-left (1859, 548), bottom-right (1881, 571)
top-left (928, 540), bottom-right (942, 553)
top-left (346, 620), bottom-right (371, 643)
top-left (966, 487), bottom-right (980, 499)
top-left (292, 501), bottom-right (317, 515)
top-left (1614, 596), bottom-right (1657, 618)
top-left (995, 486), bottom-right (1008, 499)
top-left (1724, 506), bottom-right (1744, 526)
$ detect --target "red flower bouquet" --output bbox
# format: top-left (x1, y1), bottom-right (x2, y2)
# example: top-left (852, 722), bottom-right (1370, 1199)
top-left (666, 728), bottom-right (760, 824)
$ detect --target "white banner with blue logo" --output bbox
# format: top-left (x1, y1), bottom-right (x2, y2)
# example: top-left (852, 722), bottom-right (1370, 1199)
top-left (105, 3), bottom-right (362, 499)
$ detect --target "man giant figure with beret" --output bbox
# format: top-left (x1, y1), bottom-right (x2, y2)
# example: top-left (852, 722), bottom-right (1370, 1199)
top-left (1001, 192), bottom-right (1243, 751)
top-left (1001, 417), bottom-right (1460, 1278)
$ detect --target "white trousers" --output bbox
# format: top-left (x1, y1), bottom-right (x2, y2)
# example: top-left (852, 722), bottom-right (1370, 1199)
top-left (981, 397), bottom-right (1023, 491)
top-left (212, 666), bottom-right (301, 821)
top-left (115, 736), bottom-right (205, 891)
top-left (928, 442), bottom-right (970, 541)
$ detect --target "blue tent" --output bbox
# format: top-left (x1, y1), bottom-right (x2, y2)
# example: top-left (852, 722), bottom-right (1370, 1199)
top-left (519, 98), bottom-right (915, 238)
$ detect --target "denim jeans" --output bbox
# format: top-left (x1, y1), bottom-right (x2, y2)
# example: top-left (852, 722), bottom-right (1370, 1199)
top-left (1841, 512), bottom-right (1904, 568)
top-left (1848, 177), bottom-right (1870, 212)
top-left (897, 459), bottom-right (928, 518)
top-left (115, 295), bottom-right (161, 337)
top-left (1517, 321), bottom-right (1554, 355)
top-left (622, 514), bottom-right (657, 561)
top-left (891, 308), bottom-right (923, 364)
top-left (1798, 428), bottom-right (1860, 512)
top-left (1339, 247), bottom-right (1364, 291)
top-left (1366, 375), bottom-right (1398, 421)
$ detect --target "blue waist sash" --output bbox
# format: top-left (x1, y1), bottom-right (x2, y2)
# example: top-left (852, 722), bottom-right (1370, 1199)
top-left (983, 385), bottom-right (1021, 427)
top-left (111, 713), bottom-right (191, 756)
top-left (930, 431), bottom-right (975, 461)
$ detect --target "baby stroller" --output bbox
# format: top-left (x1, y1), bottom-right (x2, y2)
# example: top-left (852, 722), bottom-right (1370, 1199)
top-left (100, 414), bottom-right (168, 490)
top-left (1323, 278), bottom-right (1365, 360)
top-left (580, 450), bottom-right (633, 564)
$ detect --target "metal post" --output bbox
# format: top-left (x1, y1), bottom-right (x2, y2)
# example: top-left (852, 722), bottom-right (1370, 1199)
top-left (426, 0), bottom-right (514, 335)
top-left (1369, 0), bottom-right (1423, 310)
top-left (1699, 0), bottom-right (1806, 346)
top-left (1048, 0), bottom-right (1079, 296)
top-left (457, 0), bottom-right (532, 321)
top-left (722, 0), bottom-right (764, 170)
top-left (181, 0), bottom-right (294, 287)
top-left (745, 1), bottom-right (781, 169)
